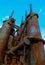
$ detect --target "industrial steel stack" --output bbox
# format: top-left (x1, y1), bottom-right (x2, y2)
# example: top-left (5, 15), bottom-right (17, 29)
top-left (26, 4), bottom-right (43, 65)
top-left (0, 4), bottom-right (45, 65)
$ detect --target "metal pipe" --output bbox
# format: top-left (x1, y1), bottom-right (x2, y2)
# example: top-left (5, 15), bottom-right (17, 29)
top-left (0, 18), bottom-right (15, 63)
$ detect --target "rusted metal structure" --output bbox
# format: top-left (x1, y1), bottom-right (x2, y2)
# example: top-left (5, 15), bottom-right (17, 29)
top-left (0, 5), bottom-right (45, 65)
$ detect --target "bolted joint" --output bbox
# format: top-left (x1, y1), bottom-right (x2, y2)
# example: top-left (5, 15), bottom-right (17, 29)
top-left (23, 38), bottom-right (30, 45)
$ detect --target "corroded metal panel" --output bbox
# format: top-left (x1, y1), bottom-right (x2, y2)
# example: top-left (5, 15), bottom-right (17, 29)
top-left (0, 5), bottom-right (45, 65)
top-left (26, 11), bottom-right (43, 65)
top-left (0, 19), bottom-right (14, 63)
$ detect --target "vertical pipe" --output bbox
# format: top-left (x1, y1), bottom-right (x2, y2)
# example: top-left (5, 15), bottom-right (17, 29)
top-left (0, 20), bottom-right (13, 63)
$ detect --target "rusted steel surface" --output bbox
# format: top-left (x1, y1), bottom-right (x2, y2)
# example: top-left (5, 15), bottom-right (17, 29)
top-left (0, 18), bottom-right (15, 63)
top-left (8, 35), bottom-right (13, 49)
top-left (0, 5), bottom-right (45, 65)
top-left (10, 57), bottom-right (23, 65)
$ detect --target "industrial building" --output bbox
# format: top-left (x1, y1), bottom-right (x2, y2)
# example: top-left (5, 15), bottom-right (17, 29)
top-left (0, 4), bottom-right (45, 65)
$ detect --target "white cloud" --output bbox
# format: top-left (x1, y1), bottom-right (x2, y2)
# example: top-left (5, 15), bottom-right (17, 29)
top-left (44, 45), bottom-right (45, 50)
top-left (2, 16), bottom-right (9, 21)
top-left (41, 28), bottom-right (45, 50)
top-left (41, 28), bottom-right (45, 40)
top-left (38, 8), bottom-right (43, 14)
top-left (0, 25), bottom-right (2, 28)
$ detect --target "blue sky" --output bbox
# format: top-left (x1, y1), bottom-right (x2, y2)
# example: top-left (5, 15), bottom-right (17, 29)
top-left (0, 0), bottom-right (45, 41)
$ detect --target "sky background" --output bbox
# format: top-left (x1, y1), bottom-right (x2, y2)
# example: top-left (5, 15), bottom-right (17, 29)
top-left (0, 0), bottom-right (45, 48)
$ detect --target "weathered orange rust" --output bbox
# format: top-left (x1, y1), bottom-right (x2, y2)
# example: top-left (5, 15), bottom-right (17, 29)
top-left (0, 18), bottom-right (15, 63)
top-left (8, 35), bottom-right (13, 49)
top-left (0, 5), bottom-right (45, 65)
